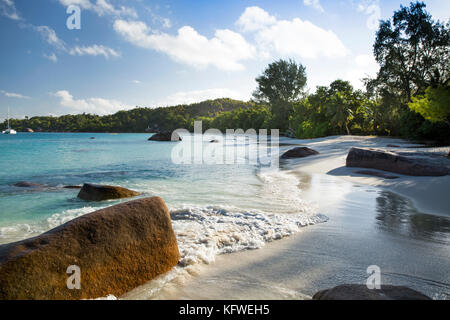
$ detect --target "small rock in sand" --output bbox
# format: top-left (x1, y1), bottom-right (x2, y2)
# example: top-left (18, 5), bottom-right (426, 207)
top-left (281, 147), bottom-right (319, 159)
top-left (346, 147), bottom-right (450, 177)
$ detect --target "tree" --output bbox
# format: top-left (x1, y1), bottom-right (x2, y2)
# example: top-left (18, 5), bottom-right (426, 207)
top-left (253, 59), bottom-right (307, 130)
top-left (409, 86), bottom-right (450, 125)
top-left (371, 2), bottom-right (449, 103)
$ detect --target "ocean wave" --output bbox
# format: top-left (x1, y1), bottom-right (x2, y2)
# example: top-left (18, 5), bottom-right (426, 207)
top-left (0, 206), bottom-right (101, 243)
top-left (171, 205), bottom-right (328, 267)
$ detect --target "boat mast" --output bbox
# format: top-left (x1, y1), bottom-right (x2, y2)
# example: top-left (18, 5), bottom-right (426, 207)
top-left (7, 106), bottom-right (10, 129)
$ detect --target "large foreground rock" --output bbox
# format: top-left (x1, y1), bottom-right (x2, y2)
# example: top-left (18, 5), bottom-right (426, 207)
top-left (313, 284), bottom-right (431, 300)
top-left (346, 147), bottom-right (450, 176)
top-left (281, 147), bottom-right (319, 159)
top-left (77, 183), bottom-right (140, 201)
top-left (148, 132), bottom-right (182, 141)
top-left (0, 197), bottom-right (180, 300)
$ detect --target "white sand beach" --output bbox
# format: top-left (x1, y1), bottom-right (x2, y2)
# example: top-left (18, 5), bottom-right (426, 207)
top-left (123, 135), bottom-right (450, 300)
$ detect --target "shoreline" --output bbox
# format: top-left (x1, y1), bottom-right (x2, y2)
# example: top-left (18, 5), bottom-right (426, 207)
top-left (122, 135), bottom-right (450, 300)
top-left (281, 135), bottom-right (450, 216)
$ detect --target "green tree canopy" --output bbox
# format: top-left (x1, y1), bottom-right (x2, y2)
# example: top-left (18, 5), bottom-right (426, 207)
top-left (253, 59), bottom-right (307, 131)
top-left (409, 86), bottom-right (450, 125)
top-left (369, 2), bottom-right (449, 102)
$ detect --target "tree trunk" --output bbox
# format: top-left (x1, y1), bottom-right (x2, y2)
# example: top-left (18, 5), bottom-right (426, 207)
top-left (345, 122), bottom-right (351, 136)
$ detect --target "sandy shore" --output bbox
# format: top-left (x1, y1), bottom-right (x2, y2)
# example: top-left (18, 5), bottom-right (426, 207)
top-left (282, 135), bottom-right (450, 216)
top-left (123, 135), bottom-right (450, 300)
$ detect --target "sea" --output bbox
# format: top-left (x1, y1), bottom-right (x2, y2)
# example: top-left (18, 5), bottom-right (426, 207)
top-left (0, 132), bottom-right (326, 261)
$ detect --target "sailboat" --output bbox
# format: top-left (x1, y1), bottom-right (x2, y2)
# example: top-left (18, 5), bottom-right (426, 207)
top-left (2, 107), bottom-right (17, 135)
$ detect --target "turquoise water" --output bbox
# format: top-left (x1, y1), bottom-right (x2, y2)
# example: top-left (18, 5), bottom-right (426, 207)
top-left (0, 133), bottom-right (324, 251)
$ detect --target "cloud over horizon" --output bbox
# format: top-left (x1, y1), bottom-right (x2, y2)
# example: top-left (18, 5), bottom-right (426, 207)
top-left (54, 90), bottom-right (132, 115)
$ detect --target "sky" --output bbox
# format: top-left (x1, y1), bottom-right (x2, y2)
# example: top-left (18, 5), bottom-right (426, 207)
top-left (0, 0), bottom-right (449, 119)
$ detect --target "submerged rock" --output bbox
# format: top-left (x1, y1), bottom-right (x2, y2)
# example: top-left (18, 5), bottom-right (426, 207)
top-left (0, 197), bottom-right (180, 300)
top-left (281, 147), bottom-right (319, 159)
top-left (63, 185), bottom-right (82, 189)
top-left (77, 183), bottom-right (140, 201)
top-left (312, 284), bottom-right (431, 300)
top-left (13, 181), bottom-right (43, 188)
top-left (346, 147), bottom-right (450, 177)
top-left (148, 132), bottom-right (182, 141)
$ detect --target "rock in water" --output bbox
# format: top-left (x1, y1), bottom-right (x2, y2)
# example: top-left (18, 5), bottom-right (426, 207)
top-left (13, 181), bottom-right (43, 188)
top-left (346, 147), bottom-right (450, 177)
top-left (148, 132), bottom-right (182, 141)
top-left (281, 147), bottom-right (319, 159)
top-left (312, 284), bottom-right (431, 300)
top-left (77, 183), bottom-right (140, 201)
top-left (0, 197), bottom-right (180, 300)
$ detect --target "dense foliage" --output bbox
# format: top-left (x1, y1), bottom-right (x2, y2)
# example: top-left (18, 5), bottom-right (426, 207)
top-left (2, 99), bottom-right (255, 133)
top-left (290, 1), bottom-right (449, 142)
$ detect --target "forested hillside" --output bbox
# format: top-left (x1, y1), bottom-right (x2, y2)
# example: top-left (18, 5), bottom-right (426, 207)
top-left (2, 98), bottom-right (255, 133)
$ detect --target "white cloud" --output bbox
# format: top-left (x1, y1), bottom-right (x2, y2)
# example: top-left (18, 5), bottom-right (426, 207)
top-left (1, 90), bottom-right (30, 99)
top-left (114, 20), bottom-right (255, 71)
top-left (132, 80), bottom-right (141, 84)
top-left (43, 53), bottom-right (58, 63)
top-left (161, 18), bottom-right (171, 28)
top-left (236, 7), bottom-right (348, 60)
top-left (356, 0), bottom-right (381, 30)
top-left (59, 0), bottom-right (137, 18)
top-left (236, 6), bottom-right (276, 32)
top-left (345, 54), bottom-right (379, 89)
top-left (304, 0), bottom-right (324, 13)
top-left (35, 26), bottom-right (67, 51)
top-left (34, 25), bottom-right (120, 60)
top-left (145, 7), bottom-right (172, 28)
top-left (0, 0), bottom-right (21, 20)
top-left (69, 45), bottom-right (120, 58)
top-left (162, 88), bottom-right (249, 106)
top-left (54, 90), bottom-right (132, 115)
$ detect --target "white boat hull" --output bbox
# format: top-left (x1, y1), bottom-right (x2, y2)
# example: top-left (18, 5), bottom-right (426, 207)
top-left (2, 129), bottom-right (17, 134)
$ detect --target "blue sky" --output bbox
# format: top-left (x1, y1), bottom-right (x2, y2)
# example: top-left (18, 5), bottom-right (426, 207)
top-left (0, 0), bottom-right (449, 119)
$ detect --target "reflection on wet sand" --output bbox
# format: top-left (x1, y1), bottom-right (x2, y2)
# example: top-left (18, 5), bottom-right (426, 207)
top-left (375, 191), bottom-right (450, 245)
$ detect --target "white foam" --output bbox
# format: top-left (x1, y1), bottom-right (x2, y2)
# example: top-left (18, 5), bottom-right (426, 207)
top-left (171, 205), bottom-right (327, 267)
top-left (46, 206), bottom-right (99, 229)
top-left (0, 206), bottom-right (101, 244)
top-left (0, 223), bottom-right (37, 241)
